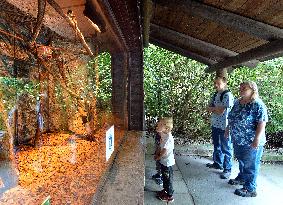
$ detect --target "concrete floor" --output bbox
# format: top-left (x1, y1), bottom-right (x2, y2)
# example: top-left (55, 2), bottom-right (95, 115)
top-left (145, 137), bottom-right (283, 205)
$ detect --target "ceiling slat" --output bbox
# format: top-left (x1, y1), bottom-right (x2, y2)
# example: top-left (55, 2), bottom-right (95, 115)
top-left (155, 0), bottom-right (283, 40)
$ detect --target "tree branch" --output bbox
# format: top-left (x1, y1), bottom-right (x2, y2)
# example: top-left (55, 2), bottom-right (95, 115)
top-left (46, 0), bottom-right (94, 56)
top-left (30, 0), bottom-right (47, 44)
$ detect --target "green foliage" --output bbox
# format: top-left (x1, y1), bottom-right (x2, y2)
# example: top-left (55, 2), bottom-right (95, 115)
top-left (86, 52), bottom-right (112, 111)
top-left (0, 52), bottom-right (112, 131)
top-left (0, 77), bottom-right (39, 109)
top-left (97, 52), bottom-right (112, 110)
top-left (227, 59), bottom-right (283, 134)
top-left (144, 44), bottom-right (283, 140)
top-left (144, 45), bottom-right (214, 138)
top-left (0, 77), bottom-right (39, 130)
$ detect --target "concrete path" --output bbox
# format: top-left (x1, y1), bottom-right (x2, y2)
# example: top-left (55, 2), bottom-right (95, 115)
top-left (145, 137), bottom-right (283, 205)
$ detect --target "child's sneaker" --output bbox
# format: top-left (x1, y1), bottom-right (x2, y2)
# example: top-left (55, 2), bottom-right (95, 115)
top-left (158, 194), bottom-right (174, 202)
top-left (156, 189), bottom-right (167, 197)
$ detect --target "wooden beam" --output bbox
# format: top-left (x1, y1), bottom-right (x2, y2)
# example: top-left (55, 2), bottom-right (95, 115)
top-left (259, 52), bottom-right (283, 62)
top-left (155, 0), bottom-right (283, 41)
top-left (142, 0), bottom-right (153, 47)
top-left (152, 23), bottom-right (239, 60)
top-left (206, 39), bottom-right (283, 72)
top-left (150, 24), bottom-right (259, 67)
top-left (150, 37), bottom-right (216, 65)
top-left (99, 0), bottom-right (129, 52)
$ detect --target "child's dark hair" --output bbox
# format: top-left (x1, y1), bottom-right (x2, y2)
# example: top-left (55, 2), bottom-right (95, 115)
top-left (215, 76), bottom-right (227, 83)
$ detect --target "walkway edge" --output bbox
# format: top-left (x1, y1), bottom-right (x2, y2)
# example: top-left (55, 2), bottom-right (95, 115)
top-left (92, 131), bottom-right (146, 205)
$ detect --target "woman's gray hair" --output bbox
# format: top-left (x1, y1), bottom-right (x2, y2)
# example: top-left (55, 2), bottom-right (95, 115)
top-left (241, 81), bottom-right (259, 100)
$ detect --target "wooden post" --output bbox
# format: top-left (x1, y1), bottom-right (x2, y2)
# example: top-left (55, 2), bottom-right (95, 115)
top-left (111, 52), bottom-right (128, 129)
top-left (127, 50), bottom-right (144, 131)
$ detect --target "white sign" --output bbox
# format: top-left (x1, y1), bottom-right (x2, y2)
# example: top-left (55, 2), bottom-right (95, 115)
top-left (106, 125), bottom-right (114, 161)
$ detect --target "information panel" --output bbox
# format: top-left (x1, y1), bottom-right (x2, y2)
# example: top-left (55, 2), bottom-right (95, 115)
top-left (106, 125), bottom-right (114, 161)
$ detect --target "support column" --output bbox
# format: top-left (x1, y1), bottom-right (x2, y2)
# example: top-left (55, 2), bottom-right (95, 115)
top-left (111, 52), bottom-right (128, 129)
top-left (128, 50), bottom-right (144, 131)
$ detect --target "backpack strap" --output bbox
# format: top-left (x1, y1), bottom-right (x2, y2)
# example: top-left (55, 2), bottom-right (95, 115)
top-left (210, 92), bottom-right (218, 106)
top-left (220, 90), bottom-right (230, 102)
top-left (210, 90), bottom-right (230, 106)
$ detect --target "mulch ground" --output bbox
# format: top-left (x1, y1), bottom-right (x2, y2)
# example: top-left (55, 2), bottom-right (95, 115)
top-left (0, 129), bottom-right (124, 205)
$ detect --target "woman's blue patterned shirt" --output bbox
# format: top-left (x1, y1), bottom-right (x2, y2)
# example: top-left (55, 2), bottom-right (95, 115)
top-left (228, 98), bottom-right (268, 146)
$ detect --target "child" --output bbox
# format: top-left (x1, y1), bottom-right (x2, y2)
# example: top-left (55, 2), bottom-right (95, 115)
top-left (154, 117), bottom-right (175, 202)
top-left (151, 131), bottom-right (163, 185)
top-left (206, 76), bottom-right (234, 179)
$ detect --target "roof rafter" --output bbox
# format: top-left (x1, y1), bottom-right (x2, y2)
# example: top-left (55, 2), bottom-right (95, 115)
top-left (150, 23), bottom-right (259, 68)
top-left (206, 39), bottom-right (283, 72)
top-left (154, 0), bottom-right (283, 41)
top-left (150, 37), bottom-right (216, 65)
top-left (151, 23), bottom-right (239, 60)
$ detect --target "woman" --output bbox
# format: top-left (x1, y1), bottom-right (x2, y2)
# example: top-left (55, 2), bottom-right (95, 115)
top-left (226, 81), bottom-right (268, 197)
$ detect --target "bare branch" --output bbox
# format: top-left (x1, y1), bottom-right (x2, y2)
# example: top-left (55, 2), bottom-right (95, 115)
top-left (46, 0), bottom-right (94, 56)
top-left (31, 0), bottom-right (47, 43)
top-left (0, 28), bottom-right (24, 41)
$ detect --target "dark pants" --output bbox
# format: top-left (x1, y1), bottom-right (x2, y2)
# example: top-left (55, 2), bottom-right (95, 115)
top-left (156, 160), bottom-right (162, 175)
top-left (160, 163), bottom-right (174, 196)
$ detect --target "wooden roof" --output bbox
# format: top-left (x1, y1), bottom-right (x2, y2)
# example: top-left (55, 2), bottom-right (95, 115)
top-left (1, 0), bottom-right (283, 72)
top-left (148, 0), bottom-right (283, 72)
top-left (0, 0), bottom-right (142, 54)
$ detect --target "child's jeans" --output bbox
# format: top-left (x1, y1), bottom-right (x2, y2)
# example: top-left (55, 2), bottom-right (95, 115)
top-left (212, 126), bottom-right (233, 171)
top-left (160, 163), bottom-right (174, 196)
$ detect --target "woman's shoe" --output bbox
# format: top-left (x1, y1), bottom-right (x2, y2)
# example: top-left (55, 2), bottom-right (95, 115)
top-left (234, 188), bottom-right (257, 197)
